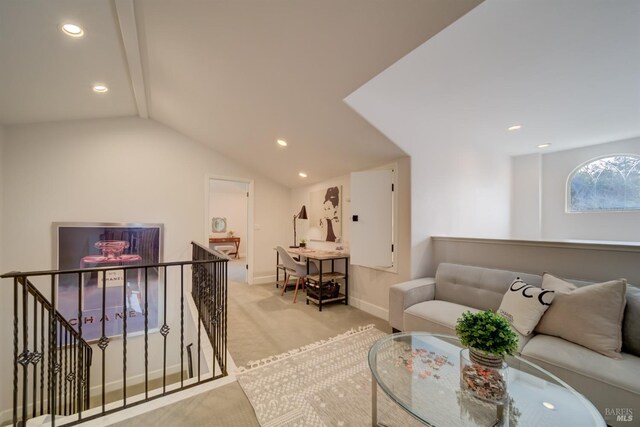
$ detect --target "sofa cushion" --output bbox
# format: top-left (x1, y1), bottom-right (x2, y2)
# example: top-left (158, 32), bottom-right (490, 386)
top-left (497, 278), bottom-right (555, 336)
top-left (389, 278), bottom-right (436, 331)
top-left (535, 273), bottom-right (627, 359)
top-left (434, 263), bottom-right (542, 312)
top-left (404, 300), bottom-right (480, 335)
top-left (521, 334), bottom-right (640, 396)
top-left (623, 285), bottom-right (640, 356)
top-left (404, 300), bottom-right (531, 352)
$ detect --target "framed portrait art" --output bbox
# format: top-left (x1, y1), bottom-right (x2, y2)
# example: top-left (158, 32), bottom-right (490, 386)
top-left (53, 222), bottom-right (164, 342)
top-left (309, 186), bottom-right (342, 242)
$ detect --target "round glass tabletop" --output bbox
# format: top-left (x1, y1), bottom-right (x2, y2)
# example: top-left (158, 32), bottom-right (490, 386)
top-left (368, 332), bottom-right (605, 427)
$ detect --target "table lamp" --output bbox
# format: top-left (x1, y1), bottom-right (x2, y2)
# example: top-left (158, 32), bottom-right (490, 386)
top-left (291, 205), bottom-right (308, 247)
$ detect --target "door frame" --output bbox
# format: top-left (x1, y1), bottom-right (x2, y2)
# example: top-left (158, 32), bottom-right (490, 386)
top-left (205, 174), bottom-right (255, 284)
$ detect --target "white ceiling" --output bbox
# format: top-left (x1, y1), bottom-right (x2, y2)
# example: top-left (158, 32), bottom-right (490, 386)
top-left (12, 2), bottom-right (637, 187)
top-left (0, 0), bottom-right (137, 124)
top-left (135, 0), bottom-right (481, 187)
top-left (0, 0), bottom-right (482, 188)
top-left (345, 0), bottom-right (640, 158)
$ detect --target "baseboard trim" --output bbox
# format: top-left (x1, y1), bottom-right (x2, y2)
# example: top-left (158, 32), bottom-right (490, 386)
top-left (92, 363), bottom-right (183, 396)
top-left (70, 374), bottom-right (237, 427)
top-left (251, 274), bottom-right (276, 285)
top-left (348, 297), bottom-right (388, 321)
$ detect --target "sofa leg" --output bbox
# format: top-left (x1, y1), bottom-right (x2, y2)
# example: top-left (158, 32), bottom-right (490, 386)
top-left (392, 328), bottom-right (401, 334)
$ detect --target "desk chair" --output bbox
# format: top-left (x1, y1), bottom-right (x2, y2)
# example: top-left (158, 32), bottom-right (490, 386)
top-left (276, 246), bottom-right (318, 303)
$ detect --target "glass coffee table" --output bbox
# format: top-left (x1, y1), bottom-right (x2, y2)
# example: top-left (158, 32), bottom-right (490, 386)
top-left (368, 332), bottom-right (605, 427)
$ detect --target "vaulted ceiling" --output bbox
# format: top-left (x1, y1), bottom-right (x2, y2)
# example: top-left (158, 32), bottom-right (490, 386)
top-left (0, 0), bottom-right (482, 187)
top-left (0, 1), bottom-right (137, 123)
top-left (346, 0), bottom-right (640, 157)
top-left (5, 1), bottom-right (637, 188)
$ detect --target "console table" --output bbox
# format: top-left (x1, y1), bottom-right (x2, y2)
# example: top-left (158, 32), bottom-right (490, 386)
top-left (209, 237), bottom-right (240, 258)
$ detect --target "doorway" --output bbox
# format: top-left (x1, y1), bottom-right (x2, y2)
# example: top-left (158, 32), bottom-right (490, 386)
top-left (207, 178), bottom-right (251, 284)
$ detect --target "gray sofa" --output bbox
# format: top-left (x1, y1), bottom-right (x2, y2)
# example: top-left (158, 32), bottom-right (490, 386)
top-left (389, 262), bottom-right (640, 425)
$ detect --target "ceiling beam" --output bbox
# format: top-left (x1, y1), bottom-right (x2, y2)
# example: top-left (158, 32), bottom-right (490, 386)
top-left (114, 0), bottom-right (149, 119)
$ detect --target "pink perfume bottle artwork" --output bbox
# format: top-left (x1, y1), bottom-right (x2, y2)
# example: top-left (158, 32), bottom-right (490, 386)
top-left (56, 225), bottom-right (161, 342)
top-left (79, 240), bottom-right (146, 338)
top-left (81, 240), bottom-right (142, 265)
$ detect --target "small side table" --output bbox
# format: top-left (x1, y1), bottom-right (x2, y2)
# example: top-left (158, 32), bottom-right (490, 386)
top-left (209, 237), bottom-right (240, 259)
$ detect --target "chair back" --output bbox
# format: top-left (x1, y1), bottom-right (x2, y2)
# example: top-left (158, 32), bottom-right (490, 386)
top-left (276, 246), bottom-right (307, 277)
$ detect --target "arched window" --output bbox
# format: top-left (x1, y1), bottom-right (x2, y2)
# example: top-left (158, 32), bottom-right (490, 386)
top-left (568, 154), bottom-right (640, 212)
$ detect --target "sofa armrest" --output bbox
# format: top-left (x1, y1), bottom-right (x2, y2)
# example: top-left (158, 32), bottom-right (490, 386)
top-left (389, 278), bottom-right (436, 331)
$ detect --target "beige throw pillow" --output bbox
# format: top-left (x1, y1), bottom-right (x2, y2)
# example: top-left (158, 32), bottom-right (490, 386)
top-left (535, 273), bottom-right (627, 359)
top-left (498, 278), bottom-right (555, 336)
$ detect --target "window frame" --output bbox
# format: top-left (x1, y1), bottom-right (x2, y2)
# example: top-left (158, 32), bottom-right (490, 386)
top-left (565, 152), bottom-right (640, 213)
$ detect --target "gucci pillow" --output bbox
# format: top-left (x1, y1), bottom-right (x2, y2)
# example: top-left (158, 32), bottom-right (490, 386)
top-left (497, 278), bottom-right (555, 336)
top-left (535, 273), bottom-right (627, 359)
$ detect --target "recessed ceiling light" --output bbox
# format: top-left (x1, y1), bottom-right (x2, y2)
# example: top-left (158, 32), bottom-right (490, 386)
top-left (542, 402), bottom-right (555, 410)
top-left (537, 143), bottom-right (551, 148)
top-left (92, 84), bottom-right (109, 93)
top-left (61, 23), bottom-right (84, 38)
top-left (277, 139), bottom-right (288, 147)
top-left (508, 124), bottom-right (522, 131)
top-left (298, 172), bottom-right (308, 178)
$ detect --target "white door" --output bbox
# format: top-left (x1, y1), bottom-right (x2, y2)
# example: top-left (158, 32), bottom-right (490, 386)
top-left (208, 178), bottom-right (250, 283)
top-left (350, 170), bottom-right (394, 269)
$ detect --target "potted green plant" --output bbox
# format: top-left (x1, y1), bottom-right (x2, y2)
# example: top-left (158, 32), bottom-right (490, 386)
top-left (299, 238), bottom-right (307, 248)
top-left (456, 310), bottom-right (518, 366)
top-left (456, 310), bottom-right (518, 403)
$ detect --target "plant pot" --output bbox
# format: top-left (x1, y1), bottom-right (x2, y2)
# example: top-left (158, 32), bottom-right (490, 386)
top-left (299, 242), bottom-right (306, 248)
top-left (460, 348), bottom-right (508, 403)
top-left (469, 347), bottom-right (503, 368)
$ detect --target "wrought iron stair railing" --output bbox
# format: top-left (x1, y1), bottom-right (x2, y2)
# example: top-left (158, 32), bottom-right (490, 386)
top-left (9, 275), bottom-right (93, 425)
top-left (1, 241), bottom-right (228, 426)
top-left (191, 242), bottom-right (228, 379)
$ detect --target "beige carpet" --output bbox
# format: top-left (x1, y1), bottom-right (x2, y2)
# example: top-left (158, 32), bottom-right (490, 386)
top-left (112, 280), bottom-right (390, 426)
top-left (237, 326), bottom-right (422, 427)
top-left (227, 279), bottom-right (390, 367)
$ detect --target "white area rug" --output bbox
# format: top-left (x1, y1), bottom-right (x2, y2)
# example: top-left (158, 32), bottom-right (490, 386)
top-left (236, 325), bottom-right (423, 427)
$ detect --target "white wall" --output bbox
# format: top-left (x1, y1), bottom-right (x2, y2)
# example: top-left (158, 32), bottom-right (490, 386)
top-left (0, 117), bottom-right (290, 416)
top-left (209, 181), bottom-right (248, 257)
top-left (542, 137), bottom-right (640, 241)
top-left (511, 136), bottom-right (640, 241)
top-left (290, 157), bottom-right (411, 318)
top-left (342, 0), bottom-right (515, 280)
top-left (410, 146), bottom-right (512, 278)
top-left (510, 153), bottom-right (542, 239)
top-left (1, 116), bottom-right (290, 275)
top-left (0, 125), bottom-right (6, 418)
top-left (0, 124), bottom-right (4, 274)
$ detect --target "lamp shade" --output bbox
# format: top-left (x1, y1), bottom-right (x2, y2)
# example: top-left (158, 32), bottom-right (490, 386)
top-left (297, 205), bottom-right (308, 220)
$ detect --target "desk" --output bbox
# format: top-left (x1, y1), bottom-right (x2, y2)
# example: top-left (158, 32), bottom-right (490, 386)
top-left (209, 237), bottom-right (240, 258)
top-left (285, 248), bottom-right (349, 312)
